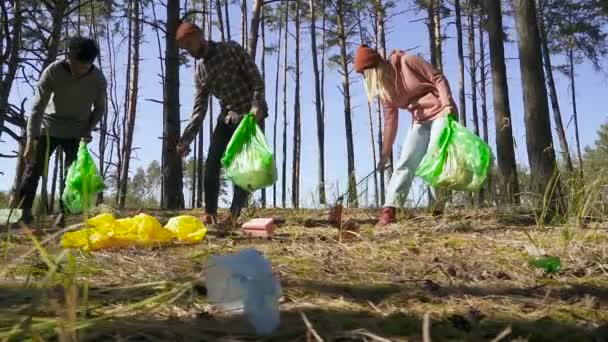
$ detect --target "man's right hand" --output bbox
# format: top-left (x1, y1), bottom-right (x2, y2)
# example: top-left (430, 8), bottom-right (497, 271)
top-left (23, 140), bottom-right (37, 163)
top-left (224, 110), bottom-right (244, 125)
top-left (176, 141), bottom-right (191, 158)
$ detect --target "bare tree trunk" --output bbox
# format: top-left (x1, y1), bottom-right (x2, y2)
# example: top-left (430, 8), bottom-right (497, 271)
top-left (427, 0), bottom-right (437, 68)
top-left (356, 6), bottom-right (379, 207)
top-left (118, 0), bottom-right (141, 209)
top-left (225, 0), bottom-right (231, 40)
top-left (336, 0), bottom-right (357, 207)
top-left (247, 0), bottom-right (263, 58)
top-left (479, 14), bottom-right (491, 204)
top-left (215, 0), bottom-right (226, 41)
top-left (433, 0), bottom-right (443, 71)
top-left (191, 141), bottom-right (197, 208)
top-left (162, 0), bottom-right (185, 209)
top-left (568, 45), bottom-right (583, 174)
top-left (49, 148), bottom-right (60, 213)
top-left (281, 3), bottom-right (288, 208)
top-left (0, 0), bottom-right (22, 140)
top-left (513, 0), bottom-right (562, 214)
top-left (468, 2), bottom-right (479, 135)
top-left (273, 20), bottom-right (283, 208)
top-left (310, 0), bottom-right (326, 205)
top-left (537, 0), bottom-right (574, 174)
top-left (487, 0), bottom-right (519, 205)
top-left (260, 9), bottom-right (267, 208)
top-left (455, 0), bottom-right (466, 126)
top-left (240, 0), bottom-right (247, 46)
top-left (373, 0), bottom-right (386, 203)
top-left (292, 0), bottom-right (301, 208)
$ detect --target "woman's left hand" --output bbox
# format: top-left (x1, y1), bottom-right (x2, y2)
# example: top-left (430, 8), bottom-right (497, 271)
top-left (442, 106), bottom-right (454, 116)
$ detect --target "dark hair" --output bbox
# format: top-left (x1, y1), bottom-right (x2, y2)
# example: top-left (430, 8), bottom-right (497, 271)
top-left (68, 37), bottom-right (99, 63)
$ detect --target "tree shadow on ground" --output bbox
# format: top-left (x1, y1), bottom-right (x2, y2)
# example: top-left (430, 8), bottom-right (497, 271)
top-left (287, 278), bottom-right (608, 306)
top-left (79, 306), bottom-right (603, 342)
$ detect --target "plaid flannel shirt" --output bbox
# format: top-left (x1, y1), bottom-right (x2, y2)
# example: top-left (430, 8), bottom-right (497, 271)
top-left (181, 40), bottom-right (265, 146)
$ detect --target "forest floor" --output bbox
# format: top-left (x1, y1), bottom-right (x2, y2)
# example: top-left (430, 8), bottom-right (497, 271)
top-left (1, 207), bottom-right (608, 341)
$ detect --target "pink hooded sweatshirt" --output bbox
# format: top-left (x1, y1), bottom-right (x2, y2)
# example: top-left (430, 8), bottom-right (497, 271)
top-left (382, 52), bottom-right (457, 153)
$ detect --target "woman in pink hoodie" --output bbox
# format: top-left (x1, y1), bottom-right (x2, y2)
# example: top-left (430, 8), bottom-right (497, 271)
top-left (354, 45), bottom-right (457, 226)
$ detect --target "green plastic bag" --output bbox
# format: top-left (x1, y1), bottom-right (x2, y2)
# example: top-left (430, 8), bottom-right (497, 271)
top-left (416, 115), bottom-right (493, 191)
top-left (222, 114), bottom-right (277, 192)
top-left (62, 142), bottom-right (105, 214)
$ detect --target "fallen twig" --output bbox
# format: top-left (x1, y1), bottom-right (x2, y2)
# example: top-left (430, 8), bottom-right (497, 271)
top-left (491, 326), bottom-right (512, 342)
top-left (300, 311), bottom-right (323, 342)
top-left (423, 312), bottom-right (431, 342)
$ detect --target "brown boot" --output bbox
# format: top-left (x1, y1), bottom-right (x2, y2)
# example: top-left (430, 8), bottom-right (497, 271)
top-left (201, 213), bottom-right (218, 225)
top-left (377, 207), bottom-right (397, 227)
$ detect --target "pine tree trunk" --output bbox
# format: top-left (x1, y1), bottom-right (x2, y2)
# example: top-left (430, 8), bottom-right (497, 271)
top-left (455, 0), bottom-right (467, 127)
top-left (513, 0), bottom-right (562, 214)
top-left (568, 46), bottom-right (583, 174)
top-left (537, 0), bottom-right (574, 174)
top-left (356, 6), bottom-right (379, 207)
top-left (216, 0), bottom-right (226, 41)
top-left (310, 0), bottom-right (326, 205)
top-left (248, 0), bottom-right (263, 59)
top-left (427, 0), bottom-right (437, 68)
top-left (225, 0), bottom-right (231, 40)
top-left (479, 14), bottom-right (491, 204)
top-left (91, 2), bottom-right (107, 205)
top-left (433, 0), bottom-right (443, 71)
top-left (0, 0), bottom-right (22, 141)
top-left (487, 0), bottom-right (520, 205)
top-left (118, 0), bottom-right (141, 209)
top-left (373, 0), bottom-right (386, 204)
top-left (468, 3), bottom-right (479, 135)
top-left (162, 0), bottom-right (185, 209)
top-left (49, 148), bottom-right (60, 213)
top-left (273, 20), bottom-right (283, 208)
top-left (260, 9), bottom-right (267, 208)
top-left (241, 0), bottom-right (247, 46)
top-left (291, 0), bottom-right (301, 208)
top-left (281, 3), bottom-right (289, 208)
top-left (336, 0), bottom-right (357, 207)
top-left (191, 141), bottom-right (197, 208)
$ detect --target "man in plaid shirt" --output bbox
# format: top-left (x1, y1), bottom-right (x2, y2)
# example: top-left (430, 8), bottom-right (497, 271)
top-left (175, 21), bottom-right (267, 225)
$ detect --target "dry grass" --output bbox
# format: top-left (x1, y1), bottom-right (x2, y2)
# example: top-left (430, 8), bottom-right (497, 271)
top-left (1, 207), bottom-right (608, 341)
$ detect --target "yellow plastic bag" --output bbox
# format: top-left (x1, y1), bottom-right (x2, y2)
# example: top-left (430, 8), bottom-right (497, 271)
top-left (61, 229), bottom-right (92, 250)
top-left (87, 213), bottom-right (116, 227)
top-left (133, 214), bottom-right (174, 246)
top-left (164, 215), bottom-right (207, 243)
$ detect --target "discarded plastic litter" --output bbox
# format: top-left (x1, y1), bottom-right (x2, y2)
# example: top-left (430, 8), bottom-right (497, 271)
top-left (165, 215), bottom-right (208, 243)
top-left (0, 209), bottom-right (22, 224)
top-left (416, 115), bottom-right (493, 191)
top-left (61, 213), bottom-right (207, 250)
top-left (529, 256), bottom-right (562, 274)
top-left (62, 142), bottom-right (105, 214)
top-left (222, 114), bottom-right (277, 192)
top-left (205, 249), bottom-right (282, 334)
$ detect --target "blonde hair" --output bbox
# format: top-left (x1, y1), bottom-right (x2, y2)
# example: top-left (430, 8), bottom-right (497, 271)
top-left (363, 62), bottom-right (395, 103)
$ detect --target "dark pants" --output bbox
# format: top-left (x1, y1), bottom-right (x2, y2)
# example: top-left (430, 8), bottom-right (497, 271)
top-left (18, 135), bottom-right (79, 214)
top-left (205, 118), bottom-right (251, 217)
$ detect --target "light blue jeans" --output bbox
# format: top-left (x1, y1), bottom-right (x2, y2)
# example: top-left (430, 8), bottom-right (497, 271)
top-left (384, 116), bottom-right (447, 208)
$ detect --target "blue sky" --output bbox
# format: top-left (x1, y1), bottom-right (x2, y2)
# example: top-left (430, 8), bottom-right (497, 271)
top-left (2, 2), bottom-right (607, 208)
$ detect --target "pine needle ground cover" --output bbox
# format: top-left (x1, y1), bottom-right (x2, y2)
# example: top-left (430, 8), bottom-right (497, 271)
top-left (1, 208), bottom-right (607, 341)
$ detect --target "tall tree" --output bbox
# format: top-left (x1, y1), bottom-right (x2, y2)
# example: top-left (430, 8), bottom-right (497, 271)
top-left (513, 0), bottom-right (562, 213)
top-left (248, 0), bottom-right (264, 59)
top-left (309, 0), bottom-right (326, 205)
top-left (281, 2), bottom-right (289, 208)
top-left (272, 12), bottom-right (283, 208)
top-left (241, 0), bottom-right (248, 46)
top-left (329, 0), bottom-right (357, 207)
top-left (162, 0), bottom-right (185, 209)
top-left (536, 0), bottom-right (574, 173)
top-left (468, 1), bottom-right (479, 134)
top-left (225, 0), bottom-right (232, 40)
top-left (0, 0), bottom-right (22, 141)
top-left (260, 8), bottom-right (267, 208)
top-left (487, 0), bottom-right (519, 204)
top-left (215, 0), bottom-right (226, 40)
top-left (454, 0), bottom-right (466, 127)
top-left (292, 0), bottom-right (301, 208)
top-left (118, 0), bottom-right (142, 209)
top-left (372, 0), bottom-right (387, 203)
